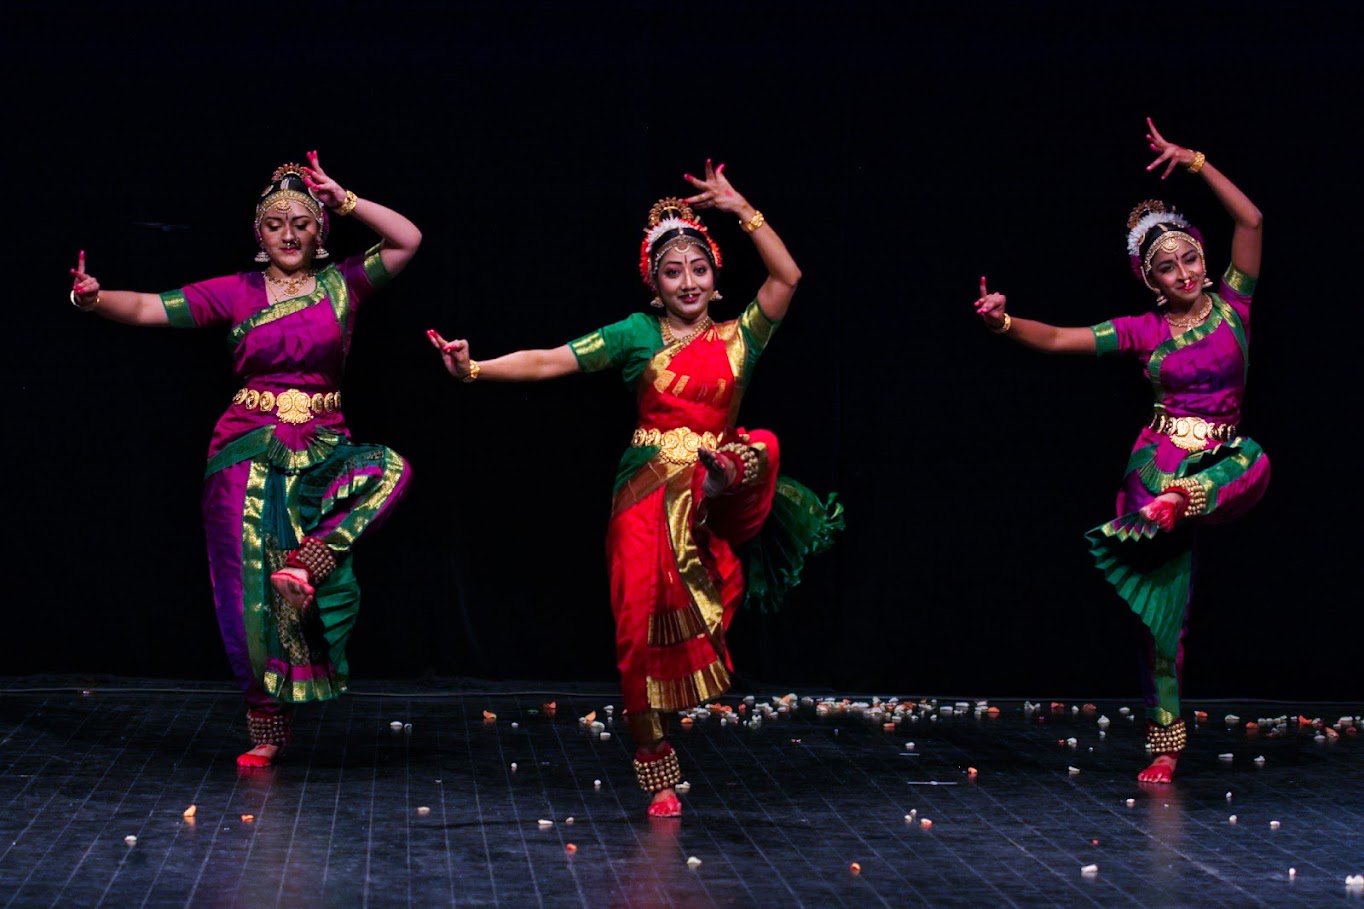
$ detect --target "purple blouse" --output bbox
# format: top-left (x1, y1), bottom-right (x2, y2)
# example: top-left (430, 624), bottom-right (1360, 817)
top-left (1092, 264), bottom-right (1255, 425)
top-left (159, 245), bottom-right (389, 463)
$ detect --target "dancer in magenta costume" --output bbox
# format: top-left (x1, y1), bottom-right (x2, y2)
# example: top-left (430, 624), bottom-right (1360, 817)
top-left (973, 119), bottom-right (1270, 783)
top-left (69, 152), bottom-right (421, 767)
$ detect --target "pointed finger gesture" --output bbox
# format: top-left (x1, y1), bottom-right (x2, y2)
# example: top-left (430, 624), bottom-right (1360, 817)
top-left (683, 158), bottom-right (749, 215)
top-left (1144, 117), bottom-right (1194, 181)
top-left (973, 275), bottom-right (1008, 330)
top-left (69, 249), bottom-right (101, 306)
top-left (301, 149), bottom-right (347, 208)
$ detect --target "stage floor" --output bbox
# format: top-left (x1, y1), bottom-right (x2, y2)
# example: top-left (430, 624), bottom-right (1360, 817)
top-left (1, 677), bottom-right (1360, 908)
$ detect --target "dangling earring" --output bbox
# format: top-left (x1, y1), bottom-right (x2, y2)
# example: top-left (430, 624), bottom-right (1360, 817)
top-left (1154, 293), bottom-right (1167, 307)
top-left (314, 244), bottom-right (330, 260)
top-left (254, 248), bottom-right (270, 264)
top-left (650, 296), bottom-right (664, 309)
top-left (710, 290), bottom-right (723, 302)
top-left (1202, 276), bottom-right (1213, 289)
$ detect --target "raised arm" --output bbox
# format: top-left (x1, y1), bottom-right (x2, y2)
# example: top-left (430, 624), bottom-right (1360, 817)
top-left (1145, 117), bottom-right (1262, 278)
top-left (425, 330), bottom-right (581, 382)
top-left (302, 150), bottom-right (422, 277)
top-left (683, 160), bottom-right (800, 322)
top-left (973, 276), bottom-right (1096, 355)
top-left (69, 250), bottom-right (169, 326)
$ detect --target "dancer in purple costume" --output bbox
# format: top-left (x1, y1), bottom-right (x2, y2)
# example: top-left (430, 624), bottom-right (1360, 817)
top-left (972, 119), bottom-right (1270, 783)
top-left (69, 151), bottom-right (421, 767)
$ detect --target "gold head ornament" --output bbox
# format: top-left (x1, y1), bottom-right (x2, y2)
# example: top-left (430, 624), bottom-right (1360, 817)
top-left (646, 197), bottom-right (699, 229)
top-left (1127, 199), bottom-right (1169, 231)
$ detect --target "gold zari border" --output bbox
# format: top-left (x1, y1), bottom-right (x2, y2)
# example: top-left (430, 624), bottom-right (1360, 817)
top-left (646, 661), bottom-right (732, 713)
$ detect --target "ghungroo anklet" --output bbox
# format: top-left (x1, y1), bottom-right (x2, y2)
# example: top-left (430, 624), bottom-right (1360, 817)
top-left (1164, 478), bottom-right (1209, 518)
top-left (247, 709), bottom-right (293, 747)
top-left (633, 743), bottom-right (683, 793)
top-left (285, 537), bottom-right (337, 584)
top-left (1146, 717), bottom-right (1187, 755)
top-left (718, 442), bottom-right (761, 489)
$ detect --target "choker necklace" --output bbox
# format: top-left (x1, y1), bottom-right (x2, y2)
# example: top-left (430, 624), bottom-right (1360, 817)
top-left (1164, 295), bottom-right (1212, 331)
top-left (660, 315), bottom-right (712, 346)
top-left (264, 269), bottom-right (315, 298)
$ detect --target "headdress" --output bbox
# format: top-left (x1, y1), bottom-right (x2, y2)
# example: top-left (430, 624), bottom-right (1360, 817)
top-left (254, 162), bottom-right (329, 261)
top-left (1125, 199), bottom-right (1204, 291)
top-left (639, 198), bottom-right (722, 288)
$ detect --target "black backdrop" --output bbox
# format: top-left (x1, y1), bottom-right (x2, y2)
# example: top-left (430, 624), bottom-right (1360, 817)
top-left (9, 1), bottom-right (1361, 702)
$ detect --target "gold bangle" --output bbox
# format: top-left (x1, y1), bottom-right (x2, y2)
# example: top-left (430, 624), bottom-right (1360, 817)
top-left (461, 360), bottom-right (480, 383)
top-left (740, 210), bottom-right (765, 233)
top-left (1186, 151), bottom-right (1206, 174)
top-left (69, 289), bottom-right (97, 312)
top-left (987, 312), bottom-right (1012, 334)
top-left (332, 190), bottom-right (358, 216)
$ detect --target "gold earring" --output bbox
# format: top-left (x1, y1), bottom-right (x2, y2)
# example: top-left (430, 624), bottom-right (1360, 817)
top-left (1202, 276), bottom-right (1213, 289)
top-left (254, 249), bottom-right (270, 263)
top-left (1155, 293), bottom-right (1167, 307)
top-left (650, 296), bottom-right (664, 309)
top-left (314, 245), bottom-right (330, 260)
top-left (711, 290), bottom-right (723, 302)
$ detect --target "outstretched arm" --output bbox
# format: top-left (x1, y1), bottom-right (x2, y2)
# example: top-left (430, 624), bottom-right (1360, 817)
top-left (973, 276), bottom-right (1096, 355)
top-left (1145, 117), bottom-right (1262, 279)
top-left (426, 330), bottom-right (581, 382)
top-left (684, 160), bottom-right (800, 322)
top-left (302, 150), bottom-right (422, 277)
top-left (69, 250), bottom-right (169, 326)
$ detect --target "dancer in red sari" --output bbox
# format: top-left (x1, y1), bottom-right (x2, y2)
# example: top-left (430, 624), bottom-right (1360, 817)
top-left (429, 160), bottom-right (841, 816)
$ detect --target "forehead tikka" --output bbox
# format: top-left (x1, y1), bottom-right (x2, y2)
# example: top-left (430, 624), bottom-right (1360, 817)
top-left (1141, 228), bottom-right (1205, 291)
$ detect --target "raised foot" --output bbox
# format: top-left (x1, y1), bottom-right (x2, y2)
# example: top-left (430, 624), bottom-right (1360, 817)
top-left (1137, 753), bottom-right (1178, 783)
top-left (1140, 492), bottom-right (1187, 532)
top-left (697, 448), bottom-right (736, 498)
top-left (647, 789), bottom-right (682, 818)
top-left (236, 744), bottom-right (281, 768)
top-left (270, 566), bottom-right (315, 610)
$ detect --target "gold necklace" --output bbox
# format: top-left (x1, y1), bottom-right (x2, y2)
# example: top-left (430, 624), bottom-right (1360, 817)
top-left (1164, 295), bottom-right (1212, 331)
top-left (660, 315), bottom-right (712, 346)
top-left (264, 269), bottom-right (314, 298)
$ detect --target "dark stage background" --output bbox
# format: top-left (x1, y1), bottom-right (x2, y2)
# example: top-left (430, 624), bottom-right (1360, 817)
top-left (8, 2), bottom-right (1360, 701)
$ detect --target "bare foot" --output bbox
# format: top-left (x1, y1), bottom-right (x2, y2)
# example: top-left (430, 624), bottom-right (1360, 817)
top-left (1140, 492), bottom-right (1187, 532)
top-left (647, 788), bottom-right (682, 818)
top-left (1137, 753), bottom-right (1178, 783)
top-left (697, 448), bottom-right (736, 498)
top-left (236, 744), bottom-right (280, 768)
top-left (270, 566), bottom-right (315, 609)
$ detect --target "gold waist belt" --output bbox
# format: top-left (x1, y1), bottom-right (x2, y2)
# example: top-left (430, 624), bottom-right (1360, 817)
top-left (1148, 411), bottom-right (1236, 451)
top-left (631, 426), bottom-right (721, 464)
top-left (233, 388), bottom-right (341, 425)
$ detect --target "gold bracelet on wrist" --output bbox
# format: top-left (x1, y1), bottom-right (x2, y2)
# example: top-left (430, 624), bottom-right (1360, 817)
top-left (69, 289), bottom-right (98, 312)
top-left (332, 190), bottom-right (358, 217)
top-left (461, 360), bottom-right (480, 383)
top-left (987, 312), bottom-right (1012, 334)
top-left (740, 210), bottom-right (765, 233)
top-left (1185, 151), bottom-right (1206, 174)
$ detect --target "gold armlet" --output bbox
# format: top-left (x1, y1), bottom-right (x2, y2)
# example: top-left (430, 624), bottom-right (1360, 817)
top-left (1185, 151), bottom-right (1206, 174)
top-left (740, 210), bottom-right (765, 233)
